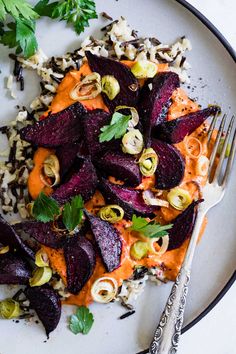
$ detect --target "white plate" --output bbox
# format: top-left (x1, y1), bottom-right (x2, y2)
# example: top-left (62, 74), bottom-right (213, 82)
top-left (0, 1), bottom-right (236, 353)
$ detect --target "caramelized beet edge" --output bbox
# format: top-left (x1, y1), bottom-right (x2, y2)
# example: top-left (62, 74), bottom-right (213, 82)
top-left (153, 106), bottom-right (220, 143)
top-left (85, 211), bottom-right (122, 272)
top-left (151, 139), bottom-right (185, 189)
top-left (52, 159), bottom-right (98, 204)
top-left (138, 72), bottom-right (180, 145)
top-left (25, 285), bottom-right (61, 337)
top-left (0, 253), bottom-right (31, 284)
top-left (86, 52), bottom-right (139, 112)
top-left (0, 215), bottom-right (35, 259)
top-left (168, 199), bottom-right (203, 250)
top-left (97, 150), bottom-right (142, 187)
top-left (99, 178), bottom-right (155, 220)
top-left (64, 235), bottom-right (96, 294)
top-left (18, 221), bottom-right (68, 249)
top-left (20, 102), bottom-right (86, 147)
top-left (82, 109), bottom-right (119, 159)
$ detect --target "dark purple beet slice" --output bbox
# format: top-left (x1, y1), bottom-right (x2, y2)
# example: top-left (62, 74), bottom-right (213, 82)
top-left (18, 221), bottom-right (68, 249)
top-left (138, 72), bottom-right (180, 145)
top-left (0, 215), bottom-right (34, 259)
top-left (52, 159), bottom-right (98, 204)
top-left (25, 285), bottom-right (61, 336)
top-left (64, 235), bottom-right (96, 294)
top-left (20, 102), bottom-right (86, 147)
top-left (56, 140), bottom-right (81, 178)
top-left (153, 106), bottom-right (220, 144)
top-left (97, 151), bottom-right (142, 186)
top-left (152, 139), bottom-right (185, 189)
top-left (99, 178), bottom-right (155, 220)
top-left (85, 212), bottom-right (122, 272)
top-left (86, 52), bottom-right (139, 112)
top-left (168, 200), bottom-right (203, 250)
top-left (83, 109), bottom-right (119, 159)
top-left (0, 253), bottom-right (31, 284)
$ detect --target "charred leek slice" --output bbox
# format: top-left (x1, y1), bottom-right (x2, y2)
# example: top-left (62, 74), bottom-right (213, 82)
top-left (167, 187), bottom-right (192, 210)
top-left (91, 277), bottom-right (118, 303)
top-left (70, 73), bottom-right (101, 101)
top-left (101, 75), bottom-right (120, 100)
top-left (138, 148), bottom-right (158, 177)
top-left (0, 299), bottom-right (20, 319)
top-left (130, 241), bottom-right (148, 260)
top-left (122, 129), bottom-right (144, 155)
top-left (98, 205), bottom-right (124, 223)
top-left (29, 267), bottom-right (52, 287)
top-left (131, 60), bottom-right (157, 79)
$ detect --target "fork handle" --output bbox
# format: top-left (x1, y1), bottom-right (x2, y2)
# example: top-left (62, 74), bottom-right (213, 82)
top-left (149, 210), bottom-right (206, 354)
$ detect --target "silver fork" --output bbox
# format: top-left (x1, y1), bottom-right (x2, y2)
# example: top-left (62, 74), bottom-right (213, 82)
top-left (149, 114), bottom-right (236, 354)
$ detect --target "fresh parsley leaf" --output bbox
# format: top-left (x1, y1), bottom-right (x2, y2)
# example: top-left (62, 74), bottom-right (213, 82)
top-left (62, 195), bottom-right (84, 232)
top-left (34, 0), bottom-right (59, 18)
top-left (69, 306), bottom-right (94, 335)
top-left (99, 112), bottom-right (131, 143)
top-left (32, 192), bottom-right (60, 223)
top-left (0, 0), bottom-right (39, 21)
top-left (0, 18), bottom-right (37, 57)
top-left (51, 0), bottom-right (98, 35)
top-left (130, 215), bottom-right (173, 238)
top-left (16, 18), bottom-right (38, 57)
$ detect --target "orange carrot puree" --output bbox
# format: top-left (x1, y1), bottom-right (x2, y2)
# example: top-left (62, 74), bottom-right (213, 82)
top-left (28, 60), bottom-right (210, 306)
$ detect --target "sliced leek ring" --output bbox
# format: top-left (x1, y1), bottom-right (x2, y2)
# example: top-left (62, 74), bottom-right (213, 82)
top-left (101, 75), bottom-right (120, 100)
top-left (35, 249), bottom-right (49, 267)
top-left (29, 266), bottom-right (52, 287)
top-left (91, 277), bottom-right (118, 303)
top-left (98, 205), bottom-right (124, 223)
top-left (0, 299), bottom-right (20, 319)
top-left (147, 235), bottom-right (169, 256)
top-left (195, 155), bottom-right (209, 177)
top-left (167, 187), bottom-right (192, 211)
top-left (142, 190), bottom-right (169, 207)
top-left (115, 106), bottom-right (139, 129)
top-left (130, 241), bottom-right (148, 260)
top-left (70, 72), bottom-right (101, 101)
top-left (138, 148), bottom-right (158, 177)
top-left (122, 129), bottom-right (144, 155)
top-left (131, 60), bottom-right (157, 79)
top-left (0, 245), bottom-right (10, 254)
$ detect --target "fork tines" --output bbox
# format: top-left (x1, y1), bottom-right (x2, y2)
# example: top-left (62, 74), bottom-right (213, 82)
top-left (208, 114), bottom-right (236, 186)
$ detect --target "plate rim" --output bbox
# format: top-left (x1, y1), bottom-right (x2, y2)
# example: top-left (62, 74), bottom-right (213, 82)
top-left (136, 1), bottom-right (236, 352)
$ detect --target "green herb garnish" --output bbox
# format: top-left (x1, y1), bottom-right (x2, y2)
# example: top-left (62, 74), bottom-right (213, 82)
top-left (0, 0), bottom-right (97, 58)
top-left (99, 112), bottom-right (131, 143)
top-left (130, 215), bottom-right (173, 238)
top-left (69, 306), bottom-right (94, 335)
top-left (62, 195), bottom-right (84, 232)
top-left (32, 192), bottom-right (60, 223)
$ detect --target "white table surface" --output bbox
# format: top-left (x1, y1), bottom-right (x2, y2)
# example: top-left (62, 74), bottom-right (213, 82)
top-left (178, 3), bottom-right (236, 354)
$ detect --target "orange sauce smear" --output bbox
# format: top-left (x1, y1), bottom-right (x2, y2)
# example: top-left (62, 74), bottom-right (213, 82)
top-left (28, 60), bottom-right (210, 306)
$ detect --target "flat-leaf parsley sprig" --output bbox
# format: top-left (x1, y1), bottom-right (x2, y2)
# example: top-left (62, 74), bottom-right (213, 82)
top-left (130, 215), bottom-right (173, 239)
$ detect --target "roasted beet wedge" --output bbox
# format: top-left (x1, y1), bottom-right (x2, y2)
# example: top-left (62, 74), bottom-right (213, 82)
top-left (53, 159), bottom-right (98, 204)
top-left (97, 151), bottom-right (142, 186)
top-left (56, 140), bottom-right (81, 178)
top-left (85, 212), bottom-right (122, 272)
top-left (18, 221), bottom-right (68, 249)
top-left (64, 235), bottom-right (96, 294)
top-left (20, 102), bottom-right (86, 147)
top-left (86, 52), bottom-right (139, 112)
top-left (153, 106), bottom-right (220, 144)
top-left (0, 215), bottom-right (34, 259)
top-left (25, 285), bottom-right (61, 336)
top-left (100, 178), bottom-right (155, 219)
top-left (83, 109), bottom-right (119, 159)
top-left (168, 200), bottom-right (202, 250)
top-left (138, 72), bottom-right (180, 144)
top-left (0, 253), bottom-right (31, 284)
top-left (152, 139), bottom-right (185, 189)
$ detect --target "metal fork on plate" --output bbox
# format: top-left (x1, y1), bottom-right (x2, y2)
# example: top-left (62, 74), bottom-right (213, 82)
top-left (149, 113), bottom-right (236, 354)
